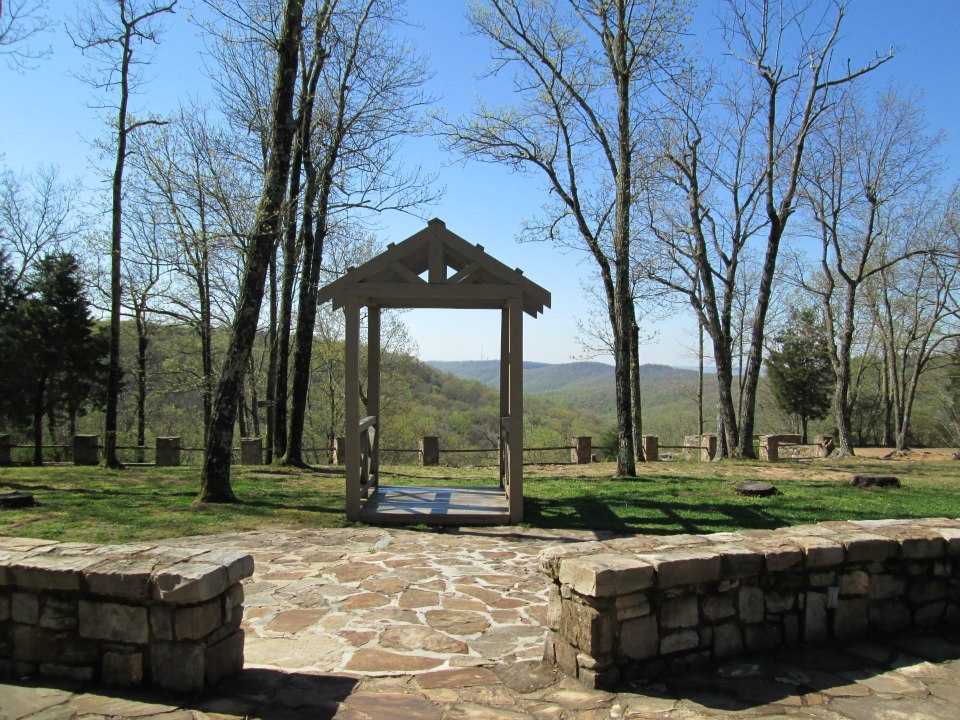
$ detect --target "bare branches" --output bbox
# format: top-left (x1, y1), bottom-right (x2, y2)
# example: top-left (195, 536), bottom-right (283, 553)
top-left (0, 0), bottom-right (53, 71)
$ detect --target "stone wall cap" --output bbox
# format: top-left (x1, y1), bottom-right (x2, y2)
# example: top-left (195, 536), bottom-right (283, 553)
top-left (191, 549), bottom-right (255, 584)
top-left (10, 553), bottom-right (104, 591)
top-left (152, 561), bottom-right (229, 604)
top-left (636, 547), bottom-right (722, 588)
top-left (558, 553), bottom-right (654, 597)
top-left (539, 541), bottom-right (608, 577)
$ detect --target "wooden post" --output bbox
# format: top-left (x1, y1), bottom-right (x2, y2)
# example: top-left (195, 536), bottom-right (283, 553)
top-left (508, 297), bottom-right (523, 522)
top-left (73, 435), bottom-right (100, 465)
top-left (571, 437), bottom-right (592, 464)
top-left (156, 437), bottom-right (181, 467)
top-left (368, 306), bottom-right (380, 489)
top-left (344, 297), bottom-right (362, 521)
top-left (499, 307), bottom-right (509, 488)
top-left (0, 434), bottom-right (10, 465)
top-left (419, 436), bottom-right (440, 466)
top-left (240, 437), bottom-right (263, 465)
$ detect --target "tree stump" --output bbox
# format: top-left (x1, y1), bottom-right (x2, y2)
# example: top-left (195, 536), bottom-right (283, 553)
top-left (850, 475), bottom-right (901, 489)
top-left (734, 481), bottom-right (779, 497)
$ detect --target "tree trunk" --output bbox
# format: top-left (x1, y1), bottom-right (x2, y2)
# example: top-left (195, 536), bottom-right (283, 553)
top-left (136, 310), bottom-right (147, 463)
top-left (273, 122), bottom-right (305, 460)
top-left (265, 253), bottom-right (277, 463)
top-left (697, 316), bottom-right (704, 438)
top-left (801, 416), bottom-right (808, 445)
top-left (629, 314), bottom-right (643, 461)
top-left (248, 354), bottom-right (261, 438)
top-left (198, 0), bottom-right (304, 503)
top-left (33, 379), bottom-right (44, 467)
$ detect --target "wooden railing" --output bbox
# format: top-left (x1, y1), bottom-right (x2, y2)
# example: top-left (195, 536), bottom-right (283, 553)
top-left (359, 415), bottom-right (379, 498)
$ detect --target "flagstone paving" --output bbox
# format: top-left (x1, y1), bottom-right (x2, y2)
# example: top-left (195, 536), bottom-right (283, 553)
top-left (2, 526), bottom-right (960, 719)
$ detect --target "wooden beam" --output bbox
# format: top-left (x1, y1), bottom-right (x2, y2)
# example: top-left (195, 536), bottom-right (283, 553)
top-left (344, 282), bottom-right (522, 302)
top-left (508, 296), bottom-right (524, 522)
top-left (428, 236), bottom-right (445, 283)
top-left (500, 307), bottom-right (508, 490)
top-left (344, 297), bottom-right (361, 521)
top-left (447, 262), bottom-right (480, 284)
top-left (368, 306), bottom-right (381, 492)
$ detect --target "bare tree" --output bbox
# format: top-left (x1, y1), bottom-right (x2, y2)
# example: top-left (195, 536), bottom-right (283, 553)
top-left (0, 0), bottom-right (52, 70)
top-left (642, 0), bottom-right (892, 458)
top-left (793, 87), bottom-right (942, 455)
top-left (870, 194), bottom-right (959, 451)
top-left (198, 0), bottom-right (303, 503)
top-left (282, 0), bottom-right (436, 466)
top-left (0, 165), bottom-right (83, 284)
top-left (71, 0), bottom-right (177, 468)
top-left (439, 0), bottom-right (688, 475)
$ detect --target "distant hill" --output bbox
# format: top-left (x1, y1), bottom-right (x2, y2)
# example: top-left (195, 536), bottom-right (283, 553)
top-left (427, 360), bottom-right (710, 444)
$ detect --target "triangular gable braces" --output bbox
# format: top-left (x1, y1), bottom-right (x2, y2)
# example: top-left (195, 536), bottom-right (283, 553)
top-left (317, 218), bottom-right (551, 524)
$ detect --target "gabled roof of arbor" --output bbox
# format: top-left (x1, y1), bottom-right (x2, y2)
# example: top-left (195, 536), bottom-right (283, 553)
top-left (317, 218), bottom-right (551, 317)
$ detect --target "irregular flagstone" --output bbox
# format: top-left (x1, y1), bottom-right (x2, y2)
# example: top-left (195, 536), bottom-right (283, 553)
top-left (830, 696), bottom-right (960, 720)
top-left (379, 625), bottom-right (469, 654)
top-left (340, 592), bottom-right (390, 610)
top-left (0, 685), bottom-right (75, 720)
top-left (264, 608), bottom-right (327, 633)
top-left (495, 660), bottom-right (560, 693)
top-left (417, 667), bottom-right (500, 689)
top-left (72, 694), bottom-right (180, 717)
top-left (445, 702), bottom-right (536, 719)
top-left (345, 648), bottom-right (445, 673)
top-left (343, 691), bottom-right (443, 720)
top-left (398, 589), bottom-right (440, 608)
top-left (329, 563), bottom-right (382, 583)
top-left (424, 609), bottom-right (492, 635)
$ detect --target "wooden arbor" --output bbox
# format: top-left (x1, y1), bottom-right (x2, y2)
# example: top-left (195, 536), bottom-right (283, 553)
top-left (317, 218), bottom-right (550, 524)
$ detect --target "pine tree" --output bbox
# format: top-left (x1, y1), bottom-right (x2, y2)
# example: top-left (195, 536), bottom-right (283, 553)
top-left (766, 307), bottom-right (835, 444)
top-left (20, 253), bottom-right (108, 464)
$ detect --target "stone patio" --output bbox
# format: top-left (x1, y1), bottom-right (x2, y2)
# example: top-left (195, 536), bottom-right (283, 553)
top-left (2, 525), bottom-right (960, 719)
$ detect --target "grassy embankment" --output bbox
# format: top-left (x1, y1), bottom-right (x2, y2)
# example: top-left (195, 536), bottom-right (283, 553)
top-left (1, 457), bottom-right (958, 543)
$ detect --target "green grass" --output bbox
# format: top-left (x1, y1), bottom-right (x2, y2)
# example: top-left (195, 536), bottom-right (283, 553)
top-left (1, 457), bottom-right (958, 543)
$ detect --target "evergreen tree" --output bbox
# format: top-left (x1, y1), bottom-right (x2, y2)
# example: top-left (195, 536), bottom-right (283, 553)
top-left (0, 251), bottom-right (29, 428)
top-left (766, 307), bottom-right (835, 444)
top-left (20, 253), bottom-right (108, 465)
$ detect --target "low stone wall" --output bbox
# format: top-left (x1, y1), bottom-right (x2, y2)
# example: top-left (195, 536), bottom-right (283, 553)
top-left (540, 518), bottom-right (960, 689)
top-left (0, 537), bottom-right (253, 694)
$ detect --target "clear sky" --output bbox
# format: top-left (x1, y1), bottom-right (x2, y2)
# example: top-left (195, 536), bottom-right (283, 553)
top-left (1, 0), bottom-right (957, 367)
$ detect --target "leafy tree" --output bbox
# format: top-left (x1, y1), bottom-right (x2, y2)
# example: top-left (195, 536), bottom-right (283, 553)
top-left (18, 253), bottom-right (108, 465)
top-left (765, 308), bottom-right (835, 444)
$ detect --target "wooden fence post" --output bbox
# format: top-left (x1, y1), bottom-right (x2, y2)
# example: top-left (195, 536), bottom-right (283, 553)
top-left (419, 436), bottom-right (439, 466)
top-left (0, 434), bottom-right (10, 465)
top-left (333, 436), bottom-right (346, 465)
top-left (73, 435), bottom-right (100, 465)
top-left (156, 437), bottom-right (181, 467)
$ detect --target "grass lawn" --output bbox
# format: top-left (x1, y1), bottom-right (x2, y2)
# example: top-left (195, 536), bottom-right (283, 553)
top-left (1, 456), bottom-right (958, 543)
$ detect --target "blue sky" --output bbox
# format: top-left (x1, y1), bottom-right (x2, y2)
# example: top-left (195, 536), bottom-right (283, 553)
top-left (1, 0), bottom-right (958, 366)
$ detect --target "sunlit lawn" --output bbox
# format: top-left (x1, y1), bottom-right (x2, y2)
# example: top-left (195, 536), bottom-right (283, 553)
top-left (1, 456), bottom-right (958, 543)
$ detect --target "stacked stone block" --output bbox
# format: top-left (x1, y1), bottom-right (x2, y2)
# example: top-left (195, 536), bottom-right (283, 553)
top-left (0, 537), bottom-right (253, 694)
top-left (540, 518), bottom-right (960, 689)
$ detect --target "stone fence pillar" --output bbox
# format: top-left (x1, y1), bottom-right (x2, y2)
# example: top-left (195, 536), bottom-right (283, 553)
top-left (156, 437), bottom-right (181, 467)
top-left (759, 434), bottom-right (778, 463)
top-left (685, 433), bottom-right (717, 461)
top-left (333, 436), bottom-right (346, 465)
top-left (816, 435), bottom-right (835, 457)
top-left (73, 434), bottom-right (99, 466)
top-left (419, 436), bottom-right (439, 466)
top-left (640, 435), bottom-right (658, 462)
top-left (240, 437), bottom-right (263, 465)
top-left (0, 434), bottom-right (11, 465)
top-left (570, 436), bottom-right (592, 464)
